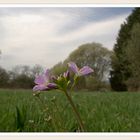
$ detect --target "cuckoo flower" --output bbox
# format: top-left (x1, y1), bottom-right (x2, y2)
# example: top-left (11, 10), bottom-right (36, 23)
top-left (68, 62), bottom-right (94, 76)
top-left (53, 70), bottom-right (70, 91)
top-left (63, 70), bottom-right (70, 79)
top-left (33, 69), bottom-right (57, 91)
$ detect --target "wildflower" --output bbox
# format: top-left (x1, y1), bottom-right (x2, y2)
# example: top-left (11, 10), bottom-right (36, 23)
top-left (54, 71), bottom-right (70, 91)
top-left (32, 62), bottom-right (93, 132)
top-left (63, 70), bottom-right (70, 79)
top-left (68, 62), bottom-right (94, 76)
top-left (33, 69), bottom-right (57, 91)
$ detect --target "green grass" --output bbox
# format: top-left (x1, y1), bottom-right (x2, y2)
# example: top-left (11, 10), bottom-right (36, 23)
top-left (0, 88), bottom-right (140, 132)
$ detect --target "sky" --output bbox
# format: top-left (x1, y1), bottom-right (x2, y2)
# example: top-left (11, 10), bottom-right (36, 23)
top-left (0, 7), bottom-right (133, 70)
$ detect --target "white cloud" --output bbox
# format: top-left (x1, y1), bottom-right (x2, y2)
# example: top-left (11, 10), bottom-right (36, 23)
top-left (0, 9), bottom-right (129, 70)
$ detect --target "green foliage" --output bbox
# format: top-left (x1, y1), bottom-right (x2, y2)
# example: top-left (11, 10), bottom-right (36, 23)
top-left (0, 41), bottom-right (111, 91)
top-left (0, 67), bottom-right (9, 87)
top-left (54, 75), bottom-right (70, 91)
top-left (65, 42), bottom-right (112, 90)
top-left (124, 23), bottom-right (140, 91)
top-left (50, 42), bottom-right (112, 91)
top-left (0, 65), bottom-right (44, 89)
top-left (85, 76), bottom-right (109, 91)
top-left (0, 89), bottom-right (140, 132)
top-left (51, 62), bottom-right (67, 76)
top-left (11, 74), bottom-right (34, 89)
top-left (15, 105), bottom-right (27, 132)
top-left (110, 8), bottom-right (140, 91)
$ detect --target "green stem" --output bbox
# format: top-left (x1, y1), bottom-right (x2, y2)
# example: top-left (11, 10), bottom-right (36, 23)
top-left (70, 76), bottom-right (78, 91)
top-left (64, 90), bottom-right (85, 132)
top-left (70, 82), bottom-right (76, 92)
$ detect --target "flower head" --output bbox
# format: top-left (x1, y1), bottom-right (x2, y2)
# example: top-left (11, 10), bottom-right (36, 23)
top-left (33, 69), bottom-right (57, 91)
top-left (53, 70), bottom-right (70, 91)
top-left (63, 70), bottom-right (70, 79)
top-left (68, 62), bottom-right (93, 76)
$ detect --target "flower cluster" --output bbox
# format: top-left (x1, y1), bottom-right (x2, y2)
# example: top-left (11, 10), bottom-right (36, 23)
top-left (33, 62), bottom-right (93, 132)
top-left (33, 62), bottom-right (93, 92)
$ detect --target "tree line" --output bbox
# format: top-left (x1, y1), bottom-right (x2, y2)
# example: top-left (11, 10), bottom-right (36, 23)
top-left (0, 8), bottom-right (140, 91)
top-left (0, 65), bottom-right (43, 89)
top-left (110, 8), bottom-right (140, 91)
top-left (0, 43), bottom-right (112, 91)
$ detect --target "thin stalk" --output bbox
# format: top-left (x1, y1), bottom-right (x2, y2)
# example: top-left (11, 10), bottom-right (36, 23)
top-left (70, 76), bottom-right (78, 92)
top-left (64, 90), bottom-right (85, 132)
top-left (70, 80), bottom-right (76, 91)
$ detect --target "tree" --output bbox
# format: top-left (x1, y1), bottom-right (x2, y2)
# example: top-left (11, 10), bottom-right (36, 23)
top-left (65, 43), bottom-right (112, 80)
top-left (50, 42), bottom-right (112, 90)
top-left (0, 64), bottom-right (43, 89)
top-left (9, 65), bottom-right (34, 88)
top-left (21, 65), bottom-right (31, 77)
top-left (110, 8), bottom-right (140, 91)
top-left (31, 64), bottom-right (44, 76)
top-left (64, 42), bottom-right (112, 90)
top-left (51, 62), bottom-right (67, 76)
top-left (0, 67), bottom-right (9, 87)
top-left (12, 74), bottom-right (34, 88)
top-left (124, 23), bottom-right (140, 91)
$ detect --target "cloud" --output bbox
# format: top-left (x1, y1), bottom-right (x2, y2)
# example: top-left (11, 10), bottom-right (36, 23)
top-left (48, 14), bottom-right (127, 45)
top-left (0, 8), bottom-right (131, 70)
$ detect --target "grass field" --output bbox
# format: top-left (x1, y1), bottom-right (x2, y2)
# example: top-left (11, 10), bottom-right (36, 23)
top-left (0, 89), bottom-right (140, 132)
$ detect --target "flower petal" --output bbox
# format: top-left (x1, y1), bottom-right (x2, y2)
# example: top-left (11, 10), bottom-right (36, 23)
top-left (79, 66), bottom-right (94, 76)
top-left (45, 69), bottom-right (50, 81)
top-left (33, 84), bottom-right (49, 91)
top-left (51, 76), bottom-right (57, 81)
top-left (68, 62), bottom-right (79, 74)
top-left (47, 83), bottom-right (57, 89)
top-left (34, 75), bottom-right (46, 84)
top-left (63, 70), bottom-right (70, 79)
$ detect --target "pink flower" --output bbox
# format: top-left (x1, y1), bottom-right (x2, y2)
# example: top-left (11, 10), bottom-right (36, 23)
top-left (68, 62), bottom-right (93, 76)
top-left (33, 69), bottom-right (57, 91)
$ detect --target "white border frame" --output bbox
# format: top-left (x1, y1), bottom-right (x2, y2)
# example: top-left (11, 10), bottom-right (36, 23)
top-left (0, 4), bottom-right (139, 6)
top-left (0, 4), bottom-right (140, 140)
top-left (0, 0), bottom-right (139, 4)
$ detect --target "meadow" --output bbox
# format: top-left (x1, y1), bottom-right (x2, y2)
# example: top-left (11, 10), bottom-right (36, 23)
top-left (0, 89), bottom-right (140, 132)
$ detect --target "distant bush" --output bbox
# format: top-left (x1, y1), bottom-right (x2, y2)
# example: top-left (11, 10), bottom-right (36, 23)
top-left (0, 65), bottom-right (43, 89)
top-left (0, 67), bottom-right (9, 88)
